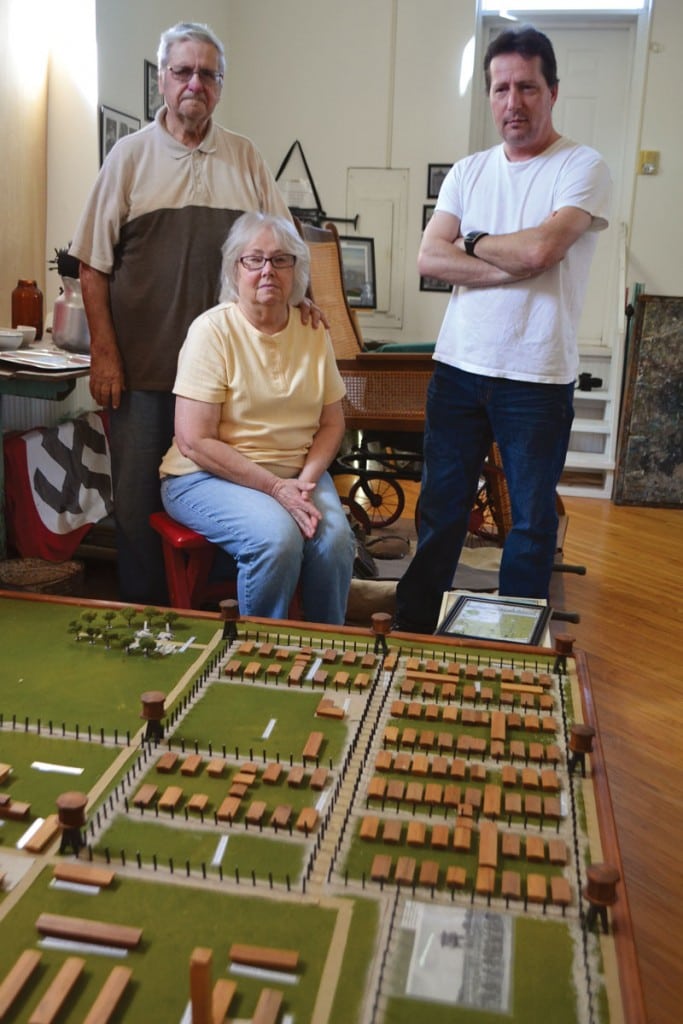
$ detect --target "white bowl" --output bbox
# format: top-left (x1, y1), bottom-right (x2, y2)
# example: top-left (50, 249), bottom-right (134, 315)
top-left (16, 324), bottom-right (37, 346)
top-left (0, 328), bottom-right (23, 351)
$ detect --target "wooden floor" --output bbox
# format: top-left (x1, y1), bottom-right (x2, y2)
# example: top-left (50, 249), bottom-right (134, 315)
top-left (555, 496), bottom-right (683, 1024)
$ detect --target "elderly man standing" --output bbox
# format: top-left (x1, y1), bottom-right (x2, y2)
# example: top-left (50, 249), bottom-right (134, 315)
top-left (395, 25), bottom-right (611, 634)
top-left (71, 21), bottom-right (292, 605)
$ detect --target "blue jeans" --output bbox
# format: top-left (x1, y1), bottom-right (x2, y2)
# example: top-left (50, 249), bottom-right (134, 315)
top-left (161, 470), bottom-right (355, 624)
top-left (109, 390), bottom-right (176, 605)
top-left (395, 363), bottom-right (574, 633)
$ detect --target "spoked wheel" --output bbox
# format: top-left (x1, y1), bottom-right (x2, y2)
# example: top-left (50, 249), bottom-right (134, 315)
top-left (468, 475), bottom-right (502, 543)
top-left (348, 475), bottom-right (405, 528)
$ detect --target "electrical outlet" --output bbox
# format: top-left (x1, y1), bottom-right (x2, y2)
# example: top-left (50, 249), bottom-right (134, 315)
top-left (639, 150), bottom-right (660, 175)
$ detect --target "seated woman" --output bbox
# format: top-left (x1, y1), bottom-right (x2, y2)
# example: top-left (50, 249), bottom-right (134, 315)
top-left (159, 212), bottom-right (355, 623)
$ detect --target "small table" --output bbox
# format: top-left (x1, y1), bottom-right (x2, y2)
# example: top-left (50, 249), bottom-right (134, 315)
top-left (0, 357), bottom-right (90, 558)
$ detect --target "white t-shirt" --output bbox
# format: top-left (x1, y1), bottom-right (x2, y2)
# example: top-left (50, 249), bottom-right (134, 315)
top-left (433, 136), bottom-right (611, 384)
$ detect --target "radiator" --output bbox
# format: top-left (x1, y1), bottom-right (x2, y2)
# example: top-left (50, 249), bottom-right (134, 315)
top-left (1, 377), bottom-right (96, 433)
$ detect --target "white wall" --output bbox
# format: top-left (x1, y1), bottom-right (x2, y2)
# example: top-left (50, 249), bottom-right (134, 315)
top-left (46, 0), bottom-right (99, 315)
top-left (627, 0), bottom-right (683, 294)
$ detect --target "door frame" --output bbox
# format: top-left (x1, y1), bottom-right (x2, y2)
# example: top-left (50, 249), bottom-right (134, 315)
top-left (469, 8), bottom-right (652, 257)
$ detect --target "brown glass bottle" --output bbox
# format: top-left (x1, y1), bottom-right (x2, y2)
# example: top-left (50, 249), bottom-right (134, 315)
top-left (11, 279), bottom-right (44, 340)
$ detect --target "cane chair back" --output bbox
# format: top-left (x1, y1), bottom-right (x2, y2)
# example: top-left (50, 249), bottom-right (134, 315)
top-left (299, 220), bottom-right (434, 433)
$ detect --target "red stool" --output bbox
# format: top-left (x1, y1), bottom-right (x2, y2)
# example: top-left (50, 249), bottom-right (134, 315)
top-left (149, 511), bottom-right (236, 609)
top-left (149, 510), bottom-right (303, 617)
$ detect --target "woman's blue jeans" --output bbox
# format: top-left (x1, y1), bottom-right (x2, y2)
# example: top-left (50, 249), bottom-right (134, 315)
top-left (161, 470), bottom-right (355, 624)
top-left (395, 363), bottom-right (574, 633)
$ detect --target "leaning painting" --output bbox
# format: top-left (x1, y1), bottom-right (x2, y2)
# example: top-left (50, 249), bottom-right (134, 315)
top-left (614, 294), bottom-right (683, 507)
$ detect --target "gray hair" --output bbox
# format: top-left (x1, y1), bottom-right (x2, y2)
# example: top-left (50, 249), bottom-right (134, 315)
top-left (219, 213), bottom-right (310, 307)
top-left (157, 22), bottom-right (226, 75)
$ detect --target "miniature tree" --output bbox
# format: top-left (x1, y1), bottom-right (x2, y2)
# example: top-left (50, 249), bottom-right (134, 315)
top-left (142, 607), bottom-right (159, 628)
top-left (67, 621), bottom-right (82, 641)
top-left (138, 636), bottom-right (157, 658)
top-left (164, 611), bottom-right (180, 635)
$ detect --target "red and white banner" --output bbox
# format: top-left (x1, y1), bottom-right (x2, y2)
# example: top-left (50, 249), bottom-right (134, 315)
top-left (4, 411), bottom-right (112, 561)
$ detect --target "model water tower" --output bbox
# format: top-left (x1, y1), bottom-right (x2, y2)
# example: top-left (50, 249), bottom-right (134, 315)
top-left (56, 791), bottom-right (88, 856)
top-left (371, 612), bottom-right (392, 655)
top-left (568, 723), bottom-right (596, 777)
top-left (553, 632), bottom-right (575, 675)
top-left (583, 862), bottom-right (620, 933)
top-left (140, 690), bottom-right (166, 742)
top-left (220, 598), bottom-right (240, 641)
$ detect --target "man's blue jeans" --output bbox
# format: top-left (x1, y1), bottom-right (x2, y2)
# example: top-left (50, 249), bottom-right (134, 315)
top-left (161, 470), bottom-right (355, 624)
top-left (395, 363), bottom-right (574, 633)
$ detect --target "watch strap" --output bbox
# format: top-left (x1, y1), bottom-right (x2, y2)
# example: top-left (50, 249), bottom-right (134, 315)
top-left (464, 231), bottom-right (489, 257)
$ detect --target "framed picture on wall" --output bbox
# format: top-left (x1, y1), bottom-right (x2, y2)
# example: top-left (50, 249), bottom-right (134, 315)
top-left (145, 60), bottom-right (163, 121)
top-left (422, 204), bottom-right (436, 229)
top-left (100, 105), bottom-right (141, 165)
top-left (427, 163), bottom-right (451, 199)
top-left (339, 236), bottom-right (377, 309)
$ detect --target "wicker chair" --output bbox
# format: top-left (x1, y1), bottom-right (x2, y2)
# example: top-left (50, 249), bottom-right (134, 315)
top-left (300, 220), bottom-right (435, 435)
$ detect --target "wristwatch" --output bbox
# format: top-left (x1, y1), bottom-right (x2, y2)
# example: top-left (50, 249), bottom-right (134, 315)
top-left (464, 230), bottom-right (489, 257)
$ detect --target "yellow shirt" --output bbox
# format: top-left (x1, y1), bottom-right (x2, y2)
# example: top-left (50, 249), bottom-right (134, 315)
top-left (159, 303), bottom-right (345, 477)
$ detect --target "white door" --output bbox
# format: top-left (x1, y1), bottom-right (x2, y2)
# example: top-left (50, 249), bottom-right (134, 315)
top-left (347, 167), bottom-right (410, 331)
top-left (477, 19), bottom-right (635, 349)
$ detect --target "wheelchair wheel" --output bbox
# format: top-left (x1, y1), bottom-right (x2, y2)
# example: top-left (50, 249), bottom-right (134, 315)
top-left (348, 475), bottom-right (405, 528)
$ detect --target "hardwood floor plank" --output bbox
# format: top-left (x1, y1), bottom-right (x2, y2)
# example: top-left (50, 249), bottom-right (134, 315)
top-left (555, 497), bottom-right (683, 1024)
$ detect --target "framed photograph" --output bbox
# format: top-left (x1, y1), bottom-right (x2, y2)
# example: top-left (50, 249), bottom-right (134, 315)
top-left (422, 204), bottom-right (436, 229)
top-left (437, 594), bottom-right (552, 646)
top-left (339, 236), bottom-right (377, 309)
top-left (420, 274), bottom-right (451, 294)
top-left (100, 105), bottom-right (141, 164)
top-left (145, 60), bottom-right (163, 121)
top-left (427, 163), bottom-right (451, 199)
